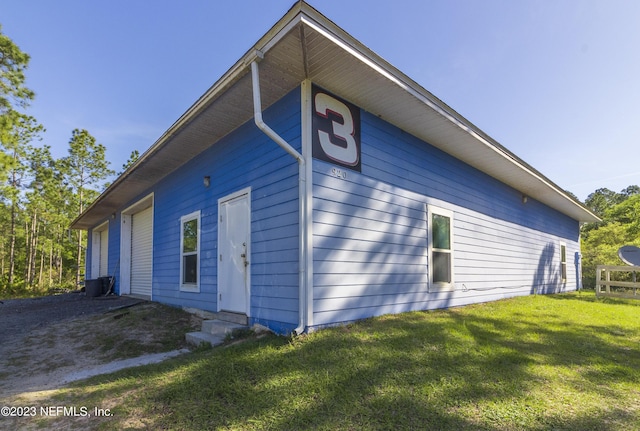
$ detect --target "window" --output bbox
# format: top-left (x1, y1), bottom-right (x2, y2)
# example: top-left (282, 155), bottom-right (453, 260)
top-left (428, 206), bottom-right (454, 290)
top-left (180, 211), bottom-right (200, 291)
top-left (560, 243), bottom-right (567, 283)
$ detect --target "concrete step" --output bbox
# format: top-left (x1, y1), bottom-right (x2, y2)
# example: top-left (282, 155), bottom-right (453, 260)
top-left (185, 331), bottom-right (225, 348)
top-left (215, 311), bottom-right (248, 325)
top-left (185, 319), bottom-right (249, 348)
top-left (201, 320), bottom-right (247, 336)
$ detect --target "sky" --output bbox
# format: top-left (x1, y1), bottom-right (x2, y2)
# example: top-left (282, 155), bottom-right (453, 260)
top-left (2, 0), bottom-right (640, 202)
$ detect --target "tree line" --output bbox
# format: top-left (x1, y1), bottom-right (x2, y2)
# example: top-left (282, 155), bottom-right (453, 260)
top-left (0, 25), bottom-right (127, 297)
top-left (581, 186), bottom-right (640, 288)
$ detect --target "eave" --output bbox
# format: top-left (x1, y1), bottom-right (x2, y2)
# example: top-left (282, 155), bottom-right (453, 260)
top-left (71, 1), bottom-right (599, 230)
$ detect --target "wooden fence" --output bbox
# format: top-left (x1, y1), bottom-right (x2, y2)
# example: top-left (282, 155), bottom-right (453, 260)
top-left (596, 265), bottom-right (640, 299)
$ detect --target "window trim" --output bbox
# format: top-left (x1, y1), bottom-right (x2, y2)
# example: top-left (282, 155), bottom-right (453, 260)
top-left (180, 210), bottom-right (201, 292)
top-left (560, 242), bottom-right (567, 284)
top-left (428, 205), bottom-right (454, 291)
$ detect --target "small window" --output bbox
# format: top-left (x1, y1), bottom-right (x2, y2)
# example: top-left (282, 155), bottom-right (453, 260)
top-left (428, 206), bottom-right (454, 290)
top-left (560, 243), bottom-right (567, 283)
top-left (180, 211), bottom-right (200, 291)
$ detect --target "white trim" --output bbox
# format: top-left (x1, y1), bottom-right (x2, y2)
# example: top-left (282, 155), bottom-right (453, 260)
top-left (180, 210), bottom-right (201, 293)
top-left (427, 205), bottom-right (455, 291)
top-left (122, 192), bottom-right (154, 215)
top-left (217, 187), bottom-right (252, 316)
top-left (119, 214), bottom-right (132, 295)
top-left (218, 186), bottom-right (252, 207)
top-left (301, 80), bottom-right (314, 329)
top-left (119, 193), bottom-right (154, 297)
top-left (90, 220), bottom-right (109, 279)
top-left (560, 242), bottom-right (567, 284)
top-left (93, 220), bottom-right (109, 231)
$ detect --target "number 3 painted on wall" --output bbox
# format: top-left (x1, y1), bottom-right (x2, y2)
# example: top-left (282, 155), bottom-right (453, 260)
top-left (311, 86), bottom-right (361, 172)
top-left (315, 93), bottom-right (358, 166)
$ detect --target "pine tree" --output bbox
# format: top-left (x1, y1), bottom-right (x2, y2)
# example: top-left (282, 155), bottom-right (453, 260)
top-left (60, 129), bottom-right (114, 288)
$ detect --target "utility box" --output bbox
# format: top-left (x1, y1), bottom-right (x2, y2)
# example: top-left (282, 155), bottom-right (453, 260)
top-left (85, 279), bottom-right (102, 297)
top-left (99, 276), bottom-right (114, 294)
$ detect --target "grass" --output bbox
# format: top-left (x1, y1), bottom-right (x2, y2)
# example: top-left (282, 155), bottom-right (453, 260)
top-left (16, 291), bottom-right (640, 430)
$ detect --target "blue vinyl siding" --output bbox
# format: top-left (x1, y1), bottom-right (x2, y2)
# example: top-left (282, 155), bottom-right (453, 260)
top-left (150, 88), bottom-right (301, 331)
top-left (311, 108), bottom-right (580, 328)
top-left (108, 215), bottom-right (122, 293)
top-left (84, 88), bottom-right (302, 333)
top-left (312, 169), bottom-right (430, 326)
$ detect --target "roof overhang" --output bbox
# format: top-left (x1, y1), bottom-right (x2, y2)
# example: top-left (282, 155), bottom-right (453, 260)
top-left (71, 1), bottom-right (599, 229)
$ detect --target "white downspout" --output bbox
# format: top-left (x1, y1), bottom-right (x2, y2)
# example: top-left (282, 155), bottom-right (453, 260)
top-left (250, 54), bottom-right (308, 335)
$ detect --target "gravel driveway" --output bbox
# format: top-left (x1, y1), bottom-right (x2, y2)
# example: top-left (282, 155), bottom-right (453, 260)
top-left (0, 292), bottom-right (144, 345)
top-left (0, 292), bottom-right (184, 400)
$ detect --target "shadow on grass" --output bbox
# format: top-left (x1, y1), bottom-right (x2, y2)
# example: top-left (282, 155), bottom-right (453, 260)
top-left (54, 294), bottom-right (640, 430)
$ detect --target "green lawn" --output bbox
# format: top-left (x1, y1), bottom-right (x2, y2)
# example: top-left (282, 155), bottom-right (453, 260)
top-left (33, 292), bottom-right (640, 429)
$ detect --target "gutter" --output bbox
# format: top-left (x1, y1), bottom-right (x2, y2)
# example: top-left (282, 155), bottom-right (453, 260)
top-left (249, 53), bottom-right (308, 335)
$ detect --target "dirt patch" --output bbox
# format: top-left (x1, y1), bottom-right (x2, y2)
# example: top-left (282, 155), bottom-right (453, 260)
top-left (0, 292), bottom-right (143, 344)
top-left (0, 293), bottom-right (201, 401)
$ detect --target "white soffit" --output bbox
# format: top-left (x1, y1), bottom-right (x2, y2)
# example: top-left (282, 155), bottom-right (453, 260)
top-left (71, 2), bottom-right (599, 229)
top-left (297, 7), bottom-right (599, 223)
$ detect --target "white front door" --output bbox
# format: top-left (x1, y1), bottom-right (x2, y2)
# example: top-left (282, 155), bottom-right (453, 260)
top-left (218, 189), bottom-right (251, 314)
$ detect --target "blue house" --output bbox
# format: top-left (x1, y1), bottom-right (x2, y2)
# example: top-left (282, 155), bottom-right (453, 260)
top-left (71, 2), bottom-right (599, 335)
